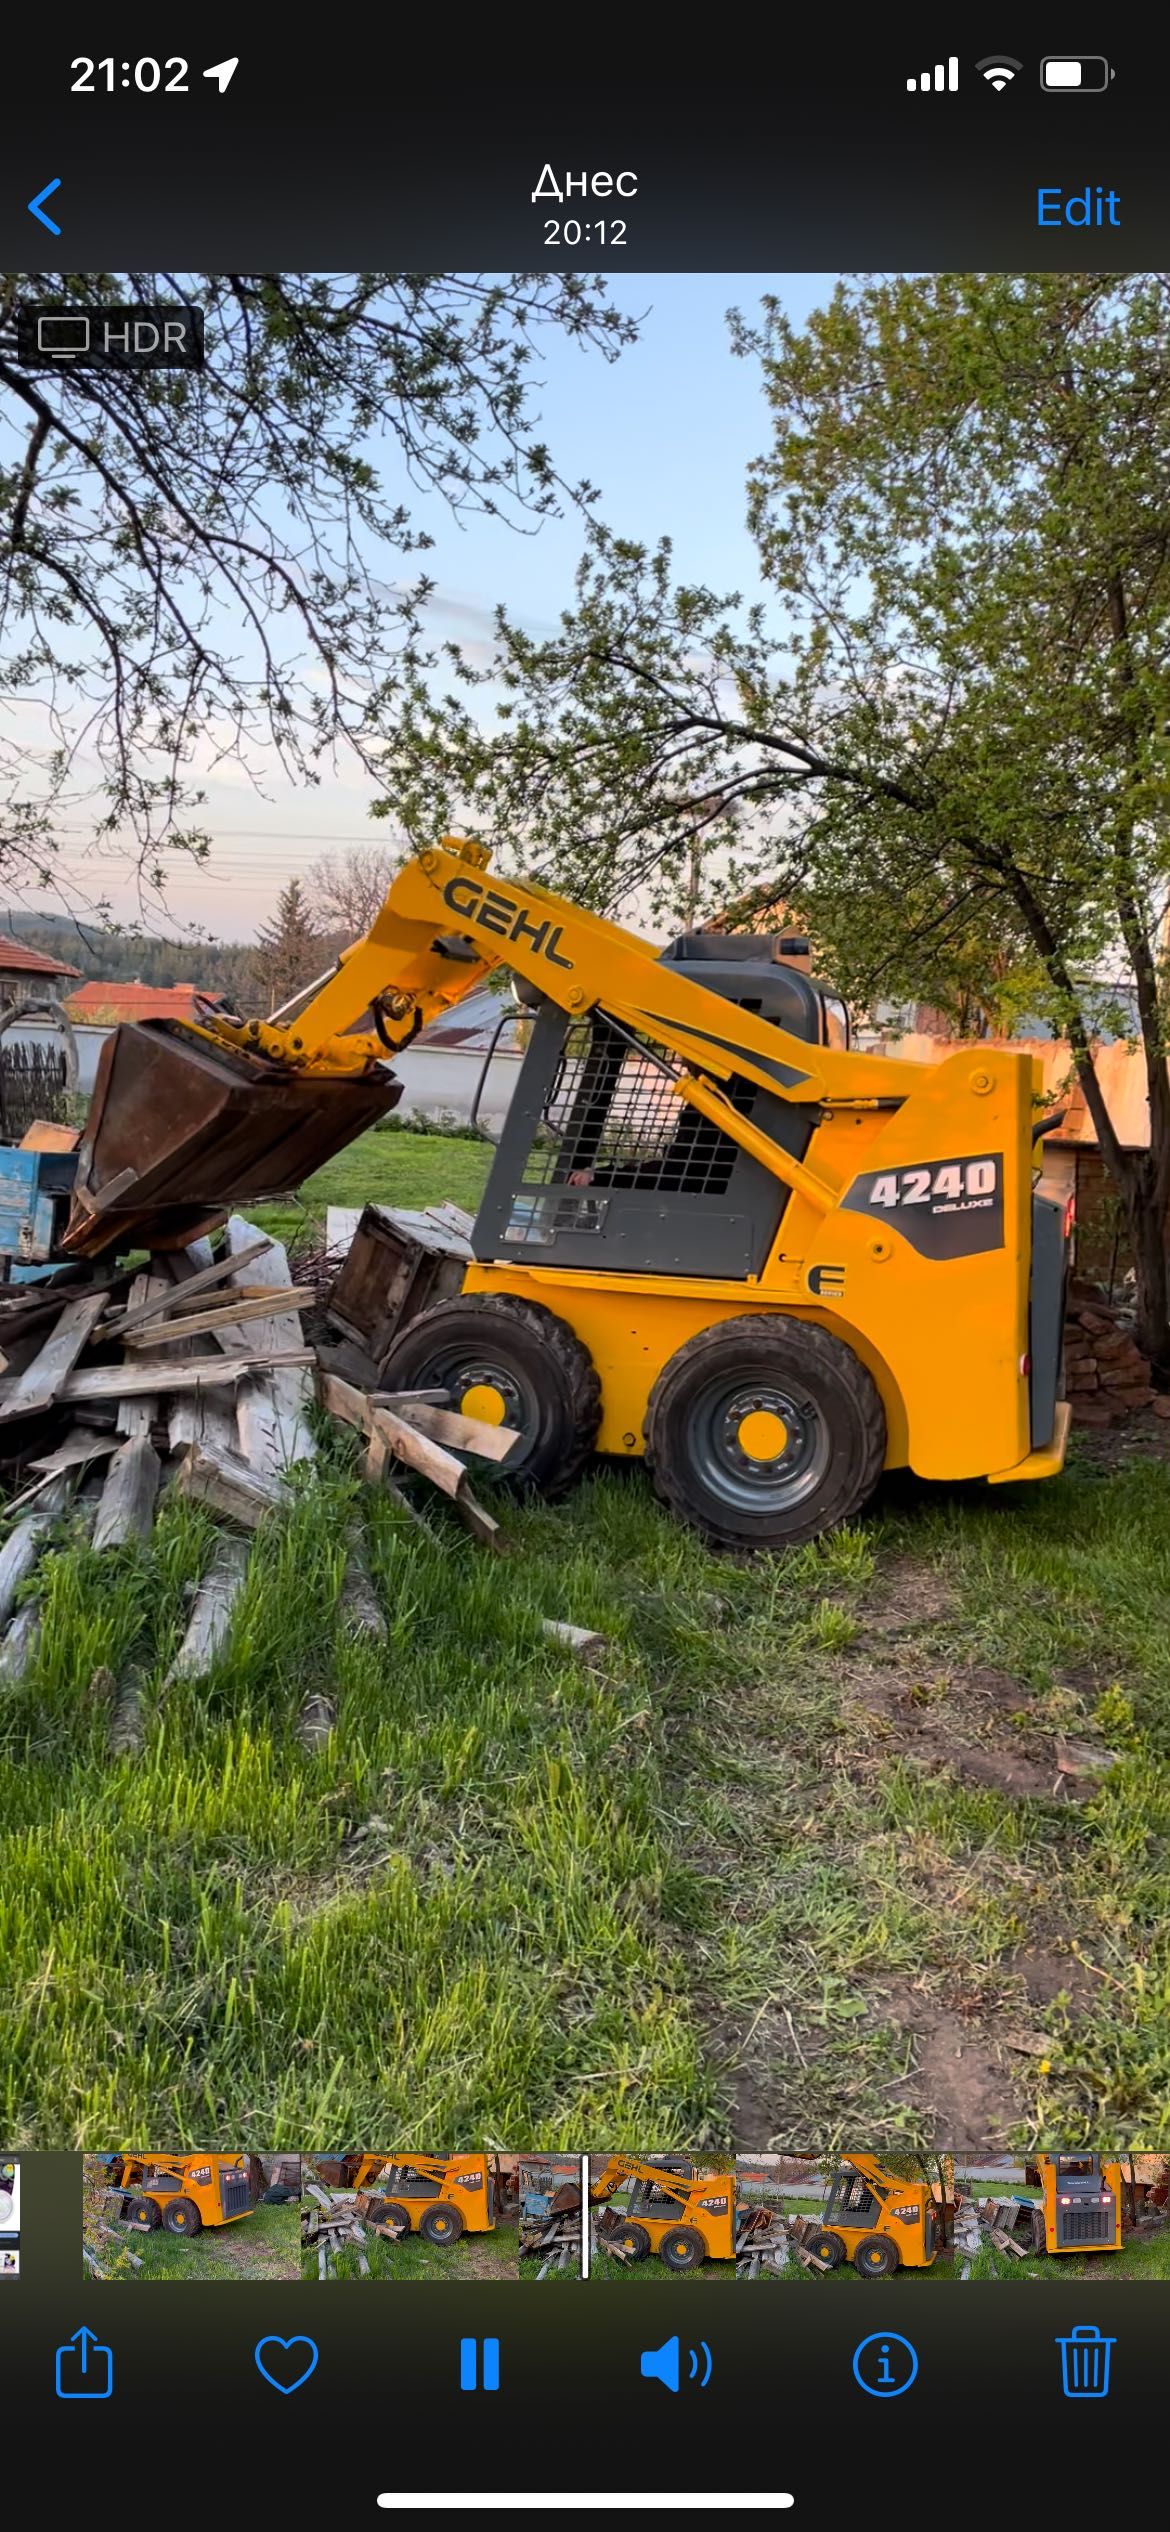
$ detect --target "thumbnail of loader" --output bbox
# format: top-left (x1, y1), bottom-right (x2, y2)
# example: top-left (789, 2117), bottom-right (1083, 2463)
top-left (796, 2154), bottom-right (948, 2276)
top-left (14, 835), bottom-right (1070, 1549)
top-left (591, 2156), bottom-right (736, 2269)
top-left (990, 2155), bottom-right (1125, 2256)
top-left (107, 2154), bottom-right (257, 2239)
top-left (349, 2154), bottom-right (507, 2245)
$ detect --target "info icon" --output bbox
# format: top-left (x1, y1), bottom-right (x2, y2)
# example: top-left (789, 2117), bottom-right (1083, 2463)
top-left (852, 2331), bottom-right (919, 2398)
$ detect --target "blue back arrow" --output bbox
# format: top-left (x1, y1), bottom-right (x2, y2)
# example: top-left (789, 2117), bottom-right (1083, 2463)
top-left (28, 179), bottom-right (62, 235)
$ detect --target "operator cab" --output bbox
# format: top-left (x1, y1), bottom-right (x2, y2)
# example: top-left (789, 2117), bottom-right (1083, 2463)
top-left (475, 934), bottom-right (845, 1278)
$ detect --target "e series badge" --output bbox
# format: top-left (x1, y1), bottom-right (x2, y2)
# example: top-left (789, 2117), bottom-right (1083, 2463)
top-left (15, 304), bottom-right (204, 370)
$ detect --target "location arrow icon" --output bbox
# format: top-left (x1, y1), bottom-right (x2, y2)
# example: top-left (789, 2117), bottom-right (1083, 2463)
top-left (203, 58), bottom-right (240, 92)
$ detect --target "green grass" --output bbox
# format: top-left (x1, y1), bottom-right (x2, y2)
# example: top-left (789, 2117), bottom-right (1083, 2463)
top-left (101, 2199), bottom-right (299, 2281)
top-left (2, 1127), bottom-right (1169, 2150)
top-left (591, 2245), bottom-right (735, 2282)
top-left (249, 1125), bottom-right (492, 1251)
top-left (304, 2225), bottom-right (516, 2281)
top-left (745, 2230), bottom-right (1170, 2283)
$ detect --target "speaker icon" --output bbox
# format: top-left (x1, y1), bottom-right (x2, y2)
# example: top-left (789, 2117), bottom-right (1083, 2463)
top-left (639, 2333), bottom-right (713, 2393)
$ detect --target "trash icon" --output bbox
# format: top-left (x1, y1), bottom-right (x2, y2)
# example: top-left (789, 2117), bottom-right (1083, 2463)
top-left (1056, 2324), bottom-right (1116, 2399)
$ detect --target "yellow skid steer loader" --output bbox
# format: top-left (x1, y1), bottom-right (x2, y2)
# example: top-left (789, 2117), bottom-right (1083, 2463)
top-left (58, 836), bottom-right (1070, 1548)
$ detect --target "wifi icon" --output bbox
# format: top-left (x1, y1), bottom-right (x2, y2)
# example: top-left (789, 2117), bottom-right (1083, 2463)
top-left (977, 55), bottom-right (1022, 89)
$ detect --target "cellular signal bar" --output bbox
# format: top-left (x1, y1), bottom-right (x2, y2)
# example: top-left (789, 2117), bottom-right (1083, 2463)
top-left (907, 58), bottom-right (958, 91)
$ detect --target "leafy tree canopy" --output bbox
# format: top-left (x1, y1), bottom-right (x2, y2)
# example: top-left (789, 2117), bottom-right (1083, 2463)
top-left (385, 273), bottom-right (1170, 1352)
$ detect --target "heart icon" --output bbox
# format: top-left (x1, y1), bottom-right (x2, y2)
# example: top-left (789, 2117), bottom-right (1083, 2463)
top-left (254, 2335), bottom-right (319, 2395)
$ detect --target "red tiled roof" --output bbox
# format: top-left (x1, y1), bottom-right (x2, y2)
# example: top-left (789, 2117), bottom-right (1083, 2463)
top-left (0, 933), bottom-right (81, 979)
top-left (64, 981), bottom-right (214, 1025)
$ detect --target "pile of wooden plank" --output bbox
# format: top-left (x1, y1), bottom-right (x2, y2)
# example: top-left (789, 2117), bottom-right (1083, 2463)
top-left (519, 2165), bottom-right (582, 2277)
top-left (0, 1214), bottom-right (316, 1693)
top-left (737, 2206), bottom-right (795, 2277)
top-left (317, 1367), bottom-right (520, 1549)
top-left (969, 2195), bottom-right (1038, 2256)
top-left (301, 2181), bottom-right (406, 2278)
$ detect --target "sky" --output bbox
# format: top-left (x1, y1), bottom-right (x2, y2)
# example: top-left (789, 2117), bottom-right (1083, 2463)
top-left (32, 273), bottom-right (835, 944)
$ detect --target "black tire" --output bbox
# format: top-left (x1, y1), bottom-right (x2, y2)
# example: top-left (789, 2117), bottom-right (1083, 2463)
top-left (379, 1293), bottom-right (601, 1496)
top-left (369, 2198), bottom-right (411, 2238)
top-left (419, 2200), bottom-right (465, 2246)
top-left (658, 2225), bottom-right (706, 2271)
top-left (125, 2195), bottom-right (161, 2232)
top-left (613, 2220), bottom-right (650, 2261)
top-left (161, 2197), bottom-right (202, 2238)
top-left (644, 1314), bottom-right (886, 1548)
top-left (854, 2233), bottom-right (899, 2277)
top-left (806, 2229), bottom-right (845, 2270)
top-left (1030, 2205), bottom-right (1046, 2254)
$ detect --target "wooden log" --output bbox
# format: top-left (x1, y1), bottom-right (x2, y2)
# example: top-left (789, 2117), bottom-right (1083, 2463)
top-left (107, 1666), bottom-right (146, 1759)
top-left (0, 1289), bottom-right (108, 1421)
top-left (106, 1239), bottom-right (272, 1338)
top-left (174, 1442), bottom-right (284, 1528)
top-left (92, 1437), bottom-right (161, 1553)
top-left (297, 1691), bottom-right (336, 1751)
top-left (0, 1473), bottom-right (77, 1626)
top-left (339, 1535), bottom-right (387, 1637)
top-left (540, 1619), bottom-right (608, 1659)
top-left (124, 1288), bottom-right (313, 1349)
top-left (0, 1597), bottom-right (42, 1686)
top-left (166, 1535), bottom-right (250, 1682)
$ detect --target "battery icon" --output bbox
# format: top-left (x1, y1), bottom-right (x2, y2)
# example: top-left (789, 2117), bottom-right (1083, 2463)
top-left (1041, 56), bottom-right (1114, 90)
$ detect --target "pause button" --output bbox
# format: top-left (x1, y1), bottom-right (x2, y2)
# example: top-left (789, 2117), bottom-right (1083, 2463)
top-left (459, 2336), bottom-right (500, 2392)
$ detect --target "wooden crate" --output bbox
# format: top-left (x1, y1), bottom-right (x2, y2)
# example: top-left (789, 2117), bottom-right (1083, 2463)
top-left (328, 1205), bottom-right (471, 1370)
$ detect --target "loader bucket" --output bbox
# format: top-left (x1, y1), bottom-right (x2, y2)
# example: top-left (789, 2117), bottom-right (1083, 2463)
top-left (61, 1020), bottom-right (402, 1256)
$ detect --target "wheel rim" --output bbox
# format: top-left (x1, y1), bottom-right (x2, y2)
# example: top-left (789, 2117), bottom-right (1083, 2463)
top-left (412, 1350), bottom-right (533, 1451)
top-left (691, 1374), bottom-right (832, 1516)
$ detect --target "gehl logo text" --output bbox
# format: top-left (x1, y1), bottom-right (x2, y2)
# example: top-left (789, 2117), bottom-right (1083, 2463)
top-left (443, 875), bottom-right (573, 969)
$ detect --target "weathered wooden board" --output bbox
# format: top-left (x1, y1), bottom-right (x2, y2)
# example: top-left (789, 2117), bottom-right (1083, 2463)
top-left (107, 1239), bottom-right (272, 1339)
top-left (0, 1354), bottom-right (310, 1405)
top-left (117, 1271), bottom-right (171, 1438)
top-left (92, 1436), bottom-right (162, 1552)
top-left (0, 1289), bottom-right (108, 1421)
top-left (225, 1217), bottom-right (316, 1474)
top-left (124, 1287), bottom-right (312, 1349)
top-left (174, 1441), bottom-right (284, 1528)
top-left (369, 1406), bottom-right (465, 1499)
top-left (388, 1398), bottom-right (520, 1463)
top-left (0, 1471), bottom-right (77, 1625)
top-left (166, 1535), bottom-right (250, 1682)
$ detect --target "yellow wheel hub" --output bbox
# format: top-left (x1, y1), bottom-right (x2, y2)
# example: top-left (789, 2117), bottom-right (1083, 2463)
top-left (460, 1382), bottom-right (507, 1426)
top-left (736, 1408), bottom-right (789, 1462)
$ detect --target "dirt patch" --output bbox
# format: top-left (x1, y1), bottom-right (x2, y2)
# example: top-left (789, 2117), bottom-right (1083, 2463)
top-left (731, 2014), bottom-right (827, 2153)
top-left (842, 1650), bottom-right (1109, 1805)
top-left (1008, 1946), bottom-right (1096, 2014)
top-left (460, 2228), bottom-right (517, 2282)
top-left (859, 1558), bottom-right (960, 1640)
top-left (873, 1979), bottom-right (1021, 2146)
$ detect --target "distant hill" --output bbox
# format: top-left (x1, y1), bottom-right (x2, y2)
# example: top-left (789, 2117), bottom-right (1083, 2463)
top-left (0, 914), bottom-right (264, 1011)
